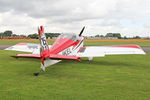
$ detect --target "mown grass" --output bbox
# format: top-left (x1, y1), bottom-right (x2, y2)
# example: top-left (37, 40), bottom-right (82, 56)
top-left (0, 52), bottom-right (150, 99)
top-left (0, 40), bottom-right (150, 99)
top-left (0, 39), bottom-right (41, 45)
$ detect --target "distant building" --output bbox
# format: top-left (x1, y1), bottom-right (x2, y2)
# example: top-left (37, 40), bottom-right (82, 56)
top-left (84, 36), bottom-right (118, 39)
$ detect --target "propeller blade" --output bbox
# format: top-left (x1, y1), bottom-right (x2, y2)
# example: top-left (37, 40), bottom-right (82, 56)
top-left (79, 26), bottom-right (85, 36)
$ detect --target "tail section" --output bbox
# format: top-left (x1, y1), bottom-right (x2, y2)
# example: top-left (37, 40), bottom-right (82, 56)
top-left (38, 26), bottom-right (49, 53)
top-left (38, 26), bottom-right (50, 65)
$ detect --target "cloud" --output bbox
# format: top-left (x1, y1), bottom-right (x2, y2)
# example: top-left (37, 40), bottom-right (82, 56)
top-left (0, 11), bottom-right (47, 35)
top-left (0, 0), bottom-right (150, 36)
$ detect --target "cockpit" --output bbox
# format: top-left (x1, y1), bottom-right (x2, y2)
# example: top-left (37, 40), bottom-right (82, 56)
top-left (58, 34), bottom-right (80, 42)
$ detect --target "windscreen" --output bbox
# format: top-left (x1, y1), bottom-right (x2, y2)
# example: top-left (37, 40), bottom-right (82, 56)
top-left (58, 34), bottom-right (79, 42)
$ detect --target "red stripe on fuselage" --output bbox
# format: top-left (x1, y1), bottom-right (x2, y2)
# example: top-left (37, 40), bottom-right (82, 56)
top-left (50, 38), bottom-right (78, 54)
top-left (72, 40), bottom-right (81, 50)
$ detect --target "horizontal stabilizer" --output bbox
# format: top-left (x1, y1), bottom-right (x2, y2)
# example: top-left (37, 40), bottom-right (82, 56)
top-left (12, 54), bottom-right (41, 59)
top-left (12, 54), bottom-right (81, 61)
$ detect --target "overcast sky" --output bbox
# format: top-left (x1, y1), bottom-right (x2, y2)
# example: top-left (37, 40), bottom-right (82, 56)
top-left (0, 0), bottom-right (150, 37)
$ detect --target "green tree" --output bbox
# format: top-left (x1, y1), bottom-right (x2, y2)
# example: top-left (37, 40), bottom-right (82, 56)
top-left (3, 30), bottom-right (13, 36)
top-left (100, 35), bottom-right (104, 37)
top-left (105, 33), bottom-right (121, 39)
top-left (45, 33), bottom-right (60, 39)
top-left (113, 33), bottom-right (121, 39)
top-left (12, 34), bottom-right (18, 36)
top-left (0, 33), bottom-right (3, 36)
top-left (133, 36), bottom-right (141, 39)
top-left (95, 35), bottom-right (99, 37)
top-left (105, 33), bottom-right (113, 37)
top-left (28, 33), bottom-right (38, 39)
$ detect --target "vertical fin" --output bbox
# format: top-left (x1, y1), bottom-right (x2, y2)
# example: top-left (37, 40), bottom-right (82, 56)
top-left (38, 26), bottom-right (49, 53)
top-left (38, 26), bottom-right (50, 65)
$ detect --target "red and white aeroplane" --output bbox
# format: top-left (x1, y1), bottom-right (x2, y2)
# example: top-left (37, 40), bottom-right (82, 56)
top-left (5, 26), bottom-right (146, 75)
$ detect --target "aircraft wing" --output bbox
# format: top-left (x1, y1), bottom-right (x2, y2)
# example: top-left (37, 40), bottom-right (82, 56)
top-left (5, 43), bottom-right (51, 54)
top-left (77, 45), bottom-right (146, 57)
top-left (12, 54), bottom-right (41, 59)
top-left (11, 53), bottom-right (80, 61)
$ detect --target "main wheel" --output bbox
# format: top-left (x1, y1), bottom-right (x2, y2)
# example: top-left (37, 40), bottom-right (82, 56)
top-left (33, 72), bottom-right (39, 76)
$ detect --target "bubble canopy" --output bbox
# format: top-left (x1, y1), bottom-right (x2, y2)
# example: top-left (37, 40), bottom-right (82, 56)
top-left (58, 34), bottom-right (79, 42)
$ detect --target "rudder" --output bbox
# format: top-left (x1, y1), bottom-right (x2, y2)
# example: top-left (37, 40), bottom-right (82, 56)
top-left (38, 26), bottom-right (50, 65)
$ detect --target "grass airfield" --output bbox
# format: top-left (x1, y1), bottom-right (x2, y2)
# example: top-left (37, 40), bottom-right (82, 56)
top-left (0, 39), bottom-right (150, 100)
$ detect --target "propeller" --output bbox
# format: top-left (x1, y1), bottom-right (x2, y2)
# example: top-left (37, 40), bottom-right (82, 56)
top-left (79, 26), bottom-right (85, 36)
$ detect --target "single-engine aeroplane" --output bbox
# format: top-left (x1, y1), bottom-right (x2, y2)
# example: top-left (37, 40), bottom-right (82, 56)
top-left (5, 26), bottom-right (146, 75)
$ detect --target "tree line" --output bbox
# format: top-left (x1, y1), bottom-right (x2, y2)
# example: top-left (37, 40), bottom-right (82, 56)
top-left (0, 30), bottom-right (13, 37)
top-left (0, 30), bottom-right (60, 39)
top-left (27, 33), bottom-right (60, 39)
top-left (0, 30), bottom-right (146, 39)
top-left (95, 33), bottom-right (143, 39)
